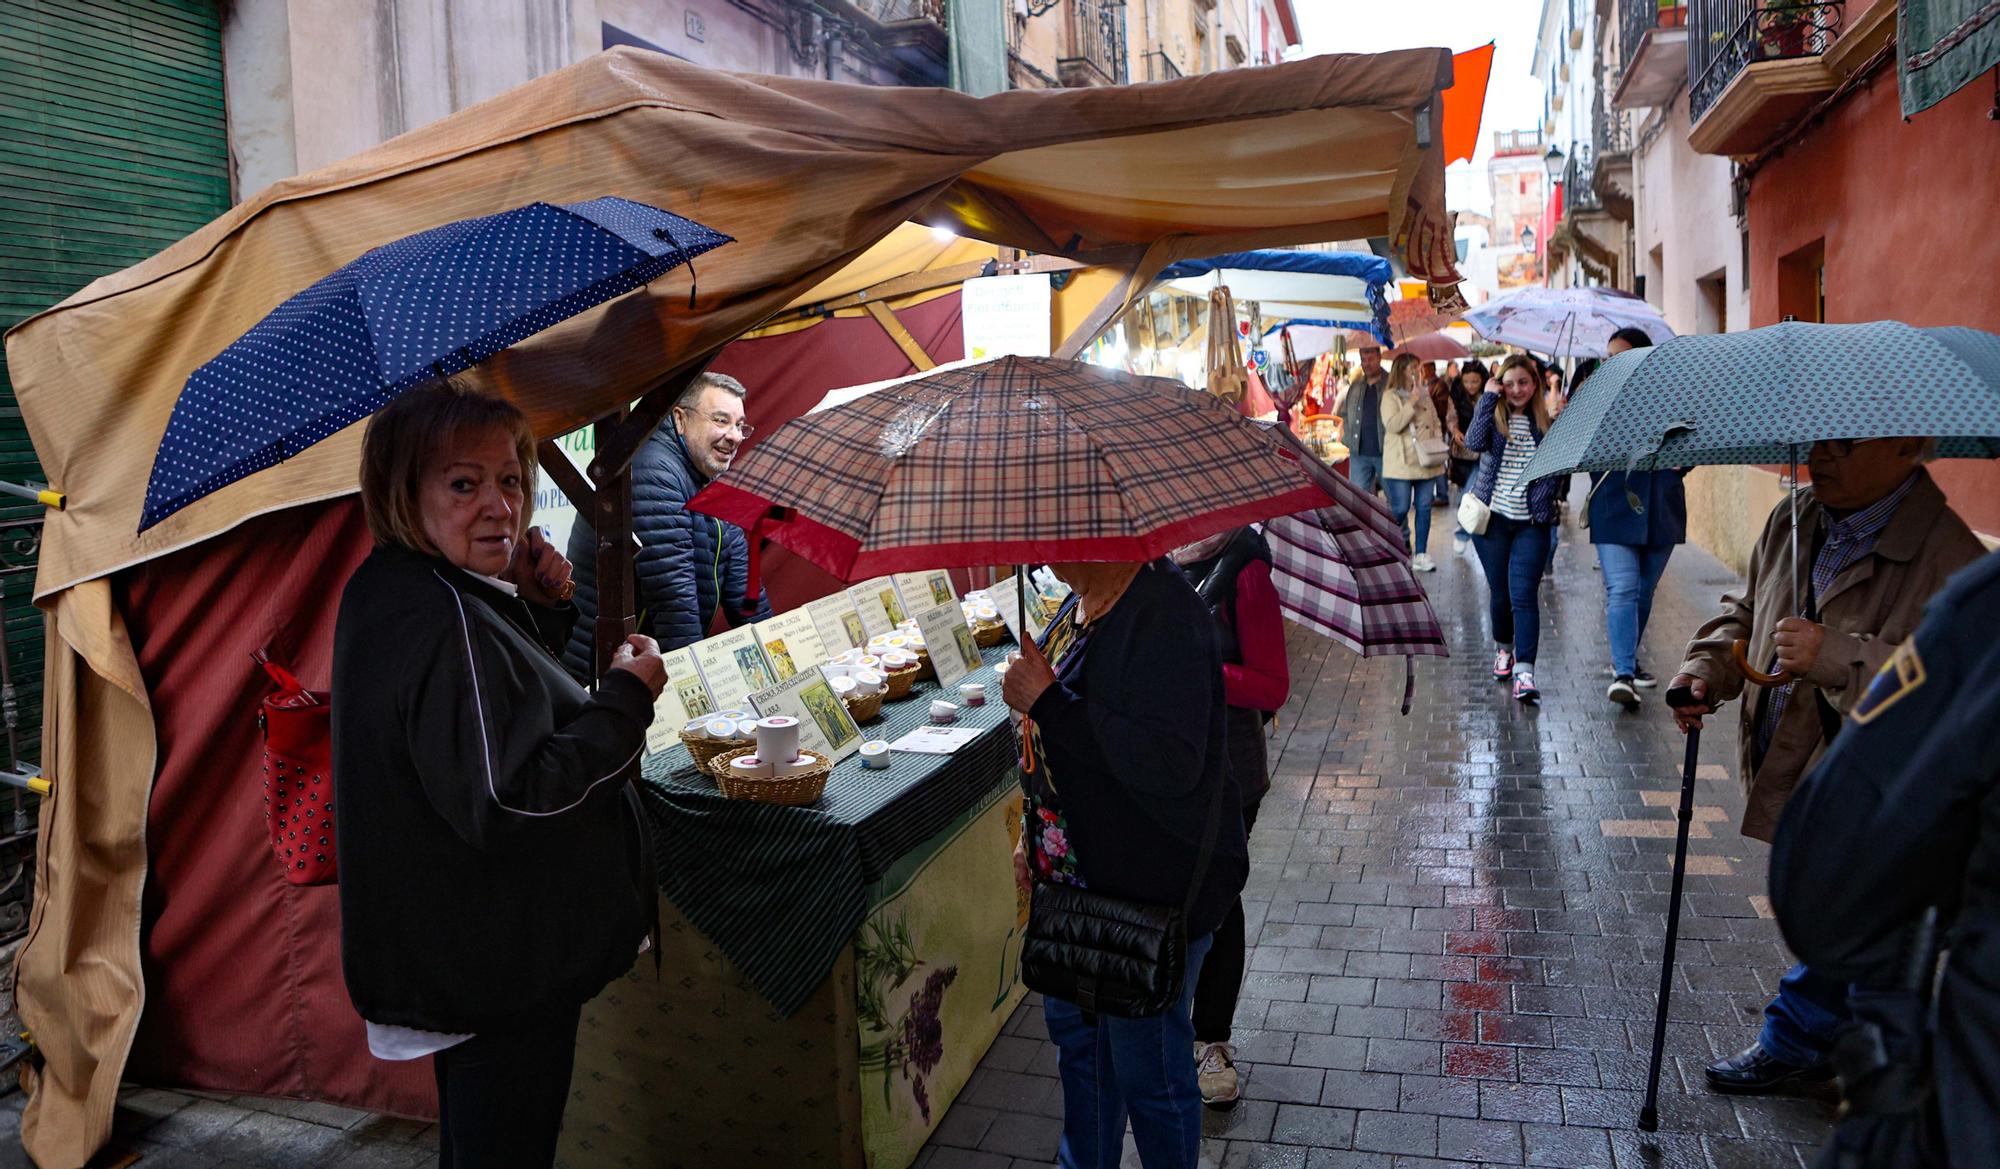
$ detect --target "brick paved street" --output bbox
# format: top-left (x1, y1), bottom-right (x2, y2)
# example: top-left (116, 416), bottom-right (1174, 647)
top-left (918, 507), bottom-right (1836, 1169)
top-left (0, 507), bottom-right (1834, 1168)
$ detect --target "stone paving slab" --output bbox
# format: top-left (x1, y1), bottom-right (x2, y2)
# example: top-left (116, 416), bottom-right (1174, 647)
top-left (918, 508), bottom-right (1834, 1169)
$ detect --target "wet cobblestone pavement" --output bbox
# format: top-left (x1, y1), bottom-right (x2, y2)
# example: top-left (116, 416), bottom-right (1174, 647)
top-left (0, 511), bottom-right (1833, 1168)
top-left (918, 511), bottom-right (1836, 1169)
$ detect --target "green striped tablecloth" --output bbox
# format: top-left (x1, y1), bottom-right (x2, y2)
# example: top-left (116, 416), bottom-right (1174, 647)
top-left (636, 645), bottom-right (1016, 1016)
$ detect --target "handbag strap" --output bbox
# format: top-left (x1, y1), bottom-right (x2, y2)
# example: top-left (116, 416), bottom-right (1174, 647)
top-left (1181, 754), bottom-right (1230, 920)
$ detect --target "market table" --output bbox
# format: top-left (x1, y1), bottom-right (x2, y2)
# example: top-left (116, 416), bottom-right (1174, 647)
top-left (559, 646), bottom-right (1028, 1169)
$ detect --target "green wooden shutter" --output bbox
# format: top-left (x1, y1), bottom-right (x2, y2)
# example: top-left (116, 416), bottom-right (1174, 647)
top-left (0, 0), bottom-right (232, 789)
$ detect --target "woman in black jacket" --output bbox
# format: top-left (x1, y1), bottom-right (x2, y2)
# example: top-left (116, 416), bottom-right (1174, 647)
top-left (334, 380), bottom-right (667, 1168)
top-left (1002, 559), bottom-right (1249, 1169)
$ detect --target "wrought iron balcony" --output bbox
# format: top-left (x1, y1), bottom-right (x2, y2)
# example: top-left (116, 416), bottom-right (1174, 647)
top-left (1058, 0), bottom-right (1129, 86)
top-left (1614, 0), bottom-right (1692, 107)
top-left (851, 0), bottom-right (947, 24)
top-left (1594, 95), bottom-right (1633, 159)
top-left (1566, 148), bottom-right (1605, 215)
top-left (1691, 0), bottom-right (1844, 123)
top-left (1142, 49), bottom-right (1184, 82)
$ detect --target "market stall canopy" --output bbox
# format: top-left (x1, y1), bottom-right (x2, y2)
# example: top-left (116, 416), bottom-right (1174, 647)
top-left (1161, 250), bottom-right (1394, 343)
top-left (6, 44), bottom-right (1461, 601)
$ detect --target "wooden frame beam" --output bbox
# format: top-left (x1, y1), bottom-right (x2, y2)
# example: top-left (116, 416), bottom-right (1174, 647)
top-left (757, 252), bottom-right (1111, 326)
top-left (591, 412), bottom-right (636, 680)
top-left (863, 301), bottom-right (938, 370)
top-left (588, 356), bottom-right (718, 486)
top-left (536, 439), bottom-right (595, 516)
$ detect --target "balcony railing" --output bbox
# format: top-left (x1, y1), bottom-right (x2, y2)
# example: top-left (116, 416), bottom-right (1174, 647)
top-left (1620, 0), bottom-right (1687, 70)
top-left (1566, 147), bottom-right (1605, 214)
top-left (1493, 128), bottom-right (1545, 156)
top-left (1142, 49), bottom-right (1184, 82)
top-left (1690, 0), bottom-right (1844, 121)
top-left (1057, 0), bottom-right (1128, 86)
top-left (1595, 94), bottom-right (1633, 158)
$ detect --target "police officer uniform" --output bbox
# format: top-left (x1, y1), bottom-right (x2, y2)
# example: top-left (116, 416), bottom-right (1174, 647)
top-left (1771, 549), bottom-right (2000, 1167)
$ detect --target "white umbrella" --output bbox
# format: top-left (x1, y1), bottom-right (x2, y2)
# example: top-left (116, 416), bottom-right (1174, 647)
top-left (1461, 286), bottom-right (1673, 358)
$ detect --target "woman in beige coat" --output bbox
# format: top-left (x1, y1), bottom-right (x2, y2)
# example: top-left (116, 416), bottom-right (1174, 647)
top-left (1380, 354), bottom-right (1450, 572)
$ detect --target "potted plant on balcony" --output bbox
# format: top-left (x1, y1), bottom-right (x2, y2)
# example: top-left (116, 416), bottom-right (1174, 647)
top-left (1756, 5), bottom-right (1813, 58)
top-left (1657, 0), bottom-right (1687, 29)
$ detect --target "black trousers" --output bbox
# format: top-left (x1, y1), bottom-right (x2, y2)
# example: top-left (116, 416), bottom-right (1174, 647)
top-left (1192, 799), bottom-right (1263, 1044)
top-left (433, 1002), bottom-right (583, 1169)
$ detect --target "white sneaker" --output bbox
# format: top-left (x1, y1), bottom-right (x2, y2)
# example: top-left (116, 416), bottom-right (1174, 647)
top-left (1196, 1042), bottom-right (1241, 1109)
top-left (1453, 535), bottom-right (1469, 554)
top-left (1492, 650), bottom-right (1514, 680)
top-left (1607, 676), bottom-right (1639, 709)
top-left (1512, 668), bottom-right (1540, 704)
top-left (1411, 553), bottom-right (1436, 573)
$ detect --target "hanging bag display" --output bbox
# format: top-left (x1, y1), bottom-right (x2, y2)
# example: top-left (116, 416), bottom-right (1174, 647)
top-left (253, 649), bottom-right (338, 886)
top-left (1205, 286), bottom-right (1249, 404)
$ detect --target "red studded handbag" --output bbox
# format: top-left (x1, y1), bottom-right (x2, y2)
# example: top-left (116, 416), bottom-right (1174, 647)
top-left (254, 650), bottom-right (337, 886)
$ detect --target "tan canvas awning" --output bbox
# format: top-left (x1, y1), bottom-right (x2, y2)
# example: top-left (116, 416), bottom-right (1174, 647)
top-left (7, 45), bottom-right (1457, 600)
top-left (2, 45), bottom-right (1458, 1169)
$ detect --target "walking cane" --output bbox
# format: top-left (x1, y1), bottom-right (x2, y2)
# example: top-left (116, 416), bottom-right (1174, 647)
top-left (1639, 715), bottom-right (1702, 1132)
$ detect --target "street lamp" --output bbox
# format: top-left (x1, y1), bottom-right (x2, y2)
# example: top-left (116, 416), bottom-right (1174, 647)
top-left (1543, 144), bottom-right (1566, 183)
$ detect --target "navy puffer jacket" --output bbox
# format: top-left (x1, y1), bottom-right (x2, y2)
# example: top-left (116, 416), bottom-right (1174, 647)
top-left (561, 422), bottom-right (770, 680)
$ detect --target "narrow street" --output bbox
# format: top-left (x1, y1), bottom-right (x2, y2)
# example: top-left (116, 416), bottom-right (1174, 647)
top-left (919, 505), bottom-right (1836, 1169)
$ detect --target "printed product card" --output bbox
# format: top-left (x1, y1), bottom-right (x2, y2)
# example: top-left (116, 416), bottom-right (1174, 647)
top-left (808, 592), bottom-right (871, 654)
top-left (849, 577), bottom-right (907, 637)
top-left (691, 625), bottom-right (778, 713)
top-left (893, 570), bottom-right (960, 619)
top-left (914, 602), bottom-right (982, 692)
top-left (987, 572), bottom-right (1052, 647)
top-left (644, 646), bottom-right (711, 758)
top-left (755, 608), bottom-right (828, 683)
top-left (749, 664), bottom-right (864, 765)
top-left (887, 725), bottom-right (987, 755)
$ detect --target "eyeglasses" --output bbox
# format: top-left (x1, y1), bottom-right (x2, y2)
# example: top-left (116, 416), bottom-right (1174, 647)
top-left (681, 408), bottom-right (753, 438)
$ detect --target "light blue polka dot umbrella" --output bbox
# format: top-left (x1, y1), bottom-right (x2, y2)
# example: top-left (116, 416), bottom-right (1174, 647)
top-left (140, 196), bottom-right (733, 532)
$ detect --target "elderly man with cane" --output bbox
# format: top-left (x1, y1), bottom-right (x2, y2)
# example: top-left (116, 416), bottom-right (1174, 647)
top-left (1668, 436), bottom-right (1982, 1094)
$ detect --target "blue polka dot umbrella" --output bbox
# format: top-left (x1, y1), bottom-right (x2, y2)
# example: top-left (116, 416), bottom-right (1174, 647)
top-left (139, 196), bottom-right (733, 532)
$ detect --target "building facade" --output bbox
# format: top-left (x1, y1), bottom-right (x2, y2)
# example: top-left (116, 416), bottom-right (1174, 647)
top-left (1008, 0), bottom-right (1298, 89)
top-left (1487, 129), bottom-right (1549, 290)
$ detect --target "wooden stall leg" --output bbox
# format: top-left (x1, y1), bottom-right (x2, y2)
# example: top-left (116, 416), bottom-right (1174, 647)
top-left (592, 413), bottom-right (636, 682)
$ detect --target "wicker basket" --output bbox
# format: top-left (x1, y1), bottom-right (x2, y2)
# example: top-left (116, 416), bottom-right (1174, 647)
top-left (680, 727), bottom-right (756, 773)
top-left (708, 746), bottom-right (833, 806)
top-left (883, 663), bottom-right (921, 700)
top-left (973, 621), bottom-right (1010, 648)
top-left (845, 689), bottom-right (885, 723)
top-left (913, 646), bottom-right (937, 682)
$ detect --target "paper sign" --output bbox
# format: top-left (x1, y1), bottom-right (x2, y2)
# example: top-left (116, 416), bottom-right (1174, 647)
top-left (808, 592), bottom-right (870, 654)
top-left (849, 577), bottom-right (907, 635)
top-left (755, 609), bottom-right (828, 683)
top-left (894, 570), bottom-right (960, 619)
top-left (961, 273), bottom-right (1053, 360)
top-left (644, 646), bottom-right (712, 757)
top-left (888, 725), bottom-right (988, 756)
top-left (987, 573), bottom-right (1052, 647)
top-left (914, 603), bottom-right (982, 691)
top-left (749, 664), bottom-right (864, 765)
top-left (690, 625), bottom-right (778, 712)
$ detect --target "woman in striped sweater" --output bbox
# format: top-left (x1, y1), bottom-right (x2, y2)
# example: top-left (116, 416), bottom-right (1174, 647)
top-left (1464, 354), bottom-right (1563, 703)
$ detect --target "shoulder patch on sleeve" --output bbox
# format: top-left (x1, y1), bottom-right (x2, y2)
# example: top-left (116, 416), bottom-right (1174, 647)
top-left (1850, 638), bottom-right (1926, 726)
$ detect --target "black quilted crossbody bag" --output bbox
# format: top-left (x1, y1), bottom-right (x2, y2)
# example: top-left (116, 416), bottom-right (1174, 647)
top-left (1018, 772), bottom-right (1227, 1018)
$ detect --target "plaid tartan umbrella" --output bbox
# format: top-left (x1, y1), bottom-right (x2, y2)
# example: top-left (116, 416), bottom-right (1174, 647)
top-left (1257, 424), bottom-right (1448, 660)
top-left (687, 355), bottom-right (1334, 578)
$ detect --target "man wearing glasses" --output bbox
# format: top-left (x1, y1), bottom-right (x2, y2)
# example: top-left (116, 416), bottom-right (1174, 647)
top-left (562, 373), bottom-right (771, 677)
top-left (1668, 435), bottom-right (1982, 1095)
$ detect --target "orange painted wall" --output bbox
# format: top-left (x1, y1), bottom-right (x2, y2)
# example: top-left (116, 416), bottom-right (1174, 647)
top-left (1746, 65), bottom-right (2000, 537)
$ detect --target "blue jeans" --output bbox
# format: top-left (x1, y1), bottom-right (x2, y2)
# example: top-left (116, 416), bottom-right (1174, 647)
top-left (1383, 477), bottom-right (1437, 555)
top-left (1045, 932), bottom-right (1214, 1169)
top-left (1596, 543), bottom-right (1676, 677)
top-left (1758, 963), bottom-right (1847, 1066)
top-left (1471, 514), bottom-right (1552, 665)
top-left (1347, 454), bottom-right (1383, 496)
